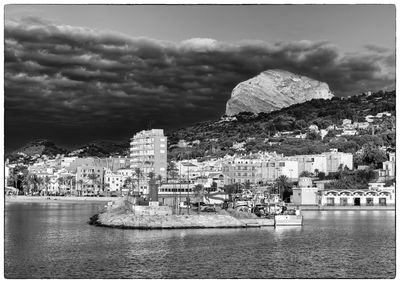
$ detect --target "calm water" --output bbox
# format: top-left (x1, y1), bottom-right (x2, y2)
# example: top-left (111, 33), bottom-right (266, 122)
top-left (4, 202), bottom-right (396, 279)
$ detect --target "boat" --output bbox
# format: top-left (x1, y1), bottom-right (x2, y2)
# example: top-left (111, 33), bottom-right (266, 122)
top-left (274, 206), bottom-right (303, 226)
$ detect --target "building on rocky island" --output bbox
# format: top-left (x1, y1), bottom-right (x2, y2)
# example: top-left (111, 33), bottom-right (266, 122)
top-left (129, 129), bottom-right (167, 179)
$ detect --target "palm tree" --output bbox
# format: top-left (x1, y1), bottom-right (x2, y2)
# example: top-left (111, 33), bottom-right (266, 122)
top-left (124, 176), bottom-right (135, 196)
top-left (134, 168), bottom-right (143, 196)
top-left (77, 179), bottom-right (84, 196)
top-left (275, 175), bottom-right (292, 202)
top-left (44, 176), bottom-right (51, 196)
top-left (167, 162), bottom-right (178, 182)
top-left (193, 184), bottom-right (204, 213)
top-left (36, 176), bottom-right (44, 195)
top-left (148, 171), bottom-right (155, 180)
top-left (87, 172), bottom-right (99, 195)
top-left (65, 175), bottom-right (75, 196)
top-left (57, 176), bottom-right (65, 196)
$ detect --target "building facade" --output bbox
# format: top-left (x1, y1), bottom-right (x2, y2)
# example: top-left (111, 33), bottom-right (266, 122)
top-left (130, 129), bottom-right (167, 179)
top-left (382, 152), bottom-right (395, 177)
top-left (76, 165), bottom-right (104, 195)
top-left (222, 158), bottom-right (262, 184)
top-left (260, 159), bottom-right (298, 182)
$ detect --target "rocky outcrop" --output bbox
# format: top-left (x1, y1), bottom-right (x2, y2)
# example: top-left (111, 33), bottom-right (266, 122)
top-left (225, 69), bottom-right (333, 116)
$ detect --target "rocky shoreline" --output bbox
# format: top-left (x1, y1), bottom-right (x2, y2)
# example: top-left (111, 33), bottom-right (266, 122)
top-left (89, 208), bottom-right (274, 230)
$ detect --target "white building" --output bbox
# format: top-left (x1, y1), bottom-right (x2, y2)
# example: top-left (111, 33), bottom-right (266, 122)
top-left (324, 149), bottom-right (353, 172)
top-left (320, 189), bottom-right (395, 206)
top-left (382, 152), bottom-right (395, 177)
top-left (130, 129), bottom-right (167, 179)
top-left (260, 159), bottom-right (298, 182)
top-left (104, 170), bottom-right (127, 193)
top-left (222, 158), bottom-right (262, 184)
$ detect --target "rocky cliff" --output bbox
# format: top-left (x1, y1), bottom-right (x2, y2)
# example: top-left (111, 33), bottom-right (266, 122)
top-left (225, 69), bottom-right (333, 116)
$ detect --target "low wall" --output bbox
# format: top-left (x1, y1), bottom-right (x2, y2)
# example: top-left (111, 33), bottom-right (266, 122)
top-left (288, 204), bottom-right (395, 211)
top-left (131, 205), bottom-right (173, 216)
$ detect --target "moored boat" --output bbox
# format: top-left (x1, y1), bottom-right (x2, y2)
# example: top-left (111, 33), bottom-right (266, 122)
top-left (274, 214), bottom-right (303, 226)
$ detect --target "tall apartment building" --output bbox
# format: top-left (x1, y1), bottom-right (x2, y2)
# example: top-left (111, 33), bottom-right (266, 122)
top-left (130, 129), bottom-right (167, 179)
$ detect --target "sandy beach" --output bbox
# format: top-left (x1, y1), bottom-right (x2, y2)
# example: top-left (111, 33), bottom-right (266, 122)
top-left (5, 195), bottom-right (117, 204)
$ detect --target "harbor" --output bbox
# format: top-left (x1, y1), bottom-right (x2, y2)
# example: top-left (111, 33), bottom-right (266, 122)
top-left (4, 201), bottom-right (395, 279)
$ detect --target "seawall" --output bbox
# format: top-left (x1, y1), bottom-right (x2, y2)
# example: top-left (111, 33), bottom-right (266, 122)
top-left (290, 205), bottom-right (395, 211)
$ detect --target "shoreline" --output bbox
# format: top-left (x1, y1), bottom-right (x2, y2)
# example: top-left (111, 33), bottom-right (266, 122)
top-left (5, 195), bottom-right (115, 204)
top-left (90, 211), bottom-right (276, 229)
top-left (291, 205), bottom-right (395, 211)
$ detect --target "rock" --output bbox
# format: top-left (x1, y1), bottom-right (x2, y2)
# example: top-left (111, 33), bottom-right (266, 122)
top-left (225, 69), bottom-right (334, 116)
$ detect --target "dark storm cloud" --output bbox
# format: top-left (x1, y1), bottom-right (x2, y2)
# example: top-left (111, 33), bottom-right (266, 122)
top-left (5, 17), bottom-right (395, 150)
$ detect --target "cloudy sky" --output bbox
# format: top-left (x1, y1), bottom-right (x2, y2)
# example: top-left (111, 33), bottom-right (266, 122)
top-left (4, 4), bottom-right (395, 151)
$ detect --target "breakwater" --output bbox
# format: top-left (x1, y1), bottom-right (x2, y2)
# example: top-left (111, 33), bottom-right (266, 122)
top-left (90, 207), bottom-right (274, 229)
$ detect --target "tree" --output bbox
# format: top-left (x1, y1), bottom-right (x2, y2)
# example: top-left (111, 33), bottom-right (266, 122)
top-left (124, 176), bottom-right (135, 196)
top-left (134, 168), bottom-right (143, 196)
top-left (211, 181), bottom-right (218, 192)
top-left (65, 175), bottom-right (75, 196)
top-left (44, 176), bottom-right (51, 196)
top-left (193, 184), bottom-right (204, 213)
top-left (57, 176), bottom-right (65, 195)
top-left (87, 173), bottom-right (99, 195)
top-left (300, 171), bottom-right (312, 177)
top-left (77, 179), bottom-right (84, 196)
top-left (167, 162), bottom-right (178, 182)
top-left (275, 175), bottom-right (292, 202)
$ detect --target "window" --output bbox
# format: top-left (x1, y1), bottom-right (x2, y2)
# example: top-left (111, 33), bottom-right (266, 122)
top-left (279, 162), bottom-right (285, 167)
top-left (160, 150), bottom-right (165, 154)
top-left (160, 144), bottom-right (165, 148)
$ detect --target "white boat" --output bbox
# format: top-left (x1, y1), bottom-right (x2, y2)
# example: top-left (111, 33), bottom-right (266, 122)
top-left (274, 212), bottom-right (303, 226)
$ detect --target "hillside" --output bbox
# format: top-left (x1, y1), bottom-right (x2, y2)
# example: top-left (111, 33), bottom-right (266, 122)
top-left (71, 140), bottom-right (130, 157)
top-left (6, 139), bottom-right (129, 163)
top-left (166, 90), bottom-right (395, 160)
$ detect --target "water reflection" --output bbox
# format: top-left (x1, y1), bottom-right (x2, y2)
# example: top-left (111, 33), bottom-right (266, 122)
top-left (274, 226), bottom-right (302, 236)
top-left (4, 202), bottom-right (396, 279)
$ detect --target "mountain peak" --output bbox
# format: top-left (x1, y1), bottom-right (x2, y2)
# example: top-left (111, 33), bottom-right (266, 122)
top-left (226, 69), bottom-right (334, 115)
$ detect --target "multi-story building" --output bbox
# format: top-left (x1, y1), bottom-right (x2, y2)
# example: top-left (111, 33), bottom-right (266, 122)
top-left (260, 159), bottom-right (298, 182)
top-left (324, 149), bottom-right (353, 173)
top-left (130, 129), bottom-right (167, 179)
top-left (222, 158), bottom-right (262, 185)
top-left (383, 152), bottom-right (395, 177)
top-left (76, 165), bottom-right (104, 195)
top-left (291, 149), bottom-right (353, 175)
top-left (104, 169), bottom-right (127, 194)
top-left (290, 155), bottom-right (327, 174)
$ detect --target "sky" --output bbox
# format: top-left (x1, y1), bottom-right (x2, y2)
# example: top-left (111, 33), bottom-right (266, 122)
top-left (4, 4), bottom-right (396, 152)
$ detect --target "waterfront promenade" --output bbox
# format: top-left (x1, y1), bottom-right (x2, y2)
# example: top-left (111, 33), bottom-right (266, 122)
top-left (5, 195), bottom-right (115, 204)
top-left (290, 204), bottom-right (395, 211)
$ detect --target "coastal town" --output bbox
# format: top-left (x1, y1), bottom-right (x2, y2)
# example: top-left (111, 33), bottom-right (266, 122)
top-left (5, 108), bottom-right (396, 212)
top-left (4, 4), bottom-right (396, 280)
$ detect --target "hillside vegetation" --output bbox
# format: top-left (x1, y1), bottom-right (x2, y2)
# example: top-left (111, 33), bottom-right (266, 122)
top-left (166, 90), bottom-right (395, 161)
